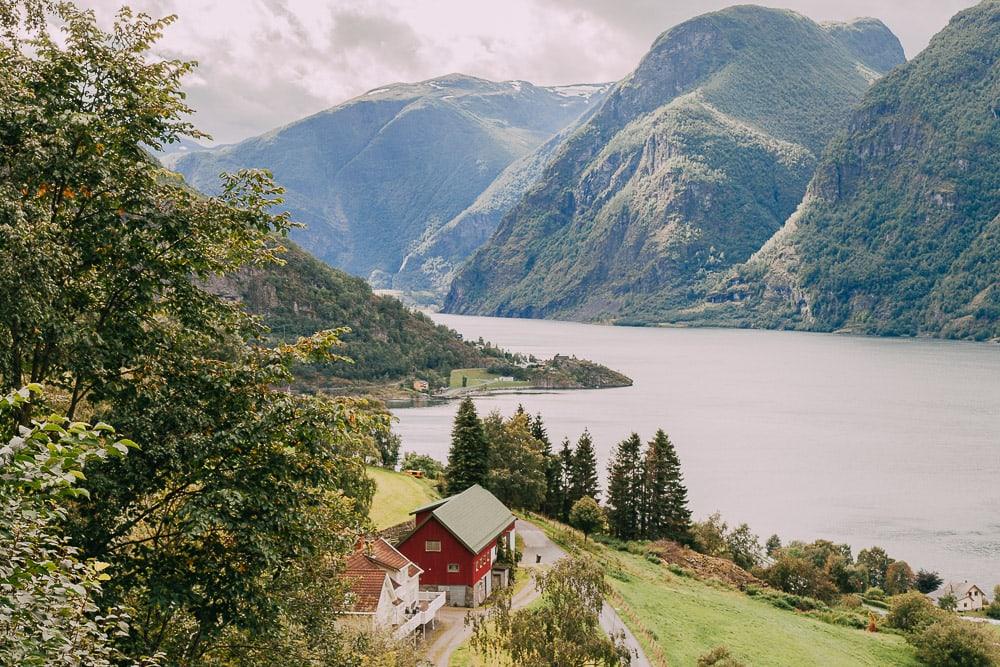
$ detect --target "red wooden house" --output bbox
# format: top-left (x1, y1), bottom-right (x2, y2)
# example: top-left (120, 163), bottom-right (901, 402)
top-left (398, 484), bottom-right (516, 607)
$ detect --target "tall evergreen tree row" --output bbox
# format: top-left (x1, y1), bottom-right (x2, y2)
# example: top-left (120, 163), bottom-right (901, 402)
top-left (443, 403), bottom-right (600, 520)
top-left (607, 429), bottom-right (691, 542)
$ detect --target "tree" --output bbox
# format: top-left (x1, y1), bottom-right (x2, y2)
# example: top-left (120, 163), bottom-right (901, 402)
top-left (470, 556), bottom-right (631, 666)
top-left (726, 524), bottom-right (763, 571)
top-left (532, 412), bottom-right (562, 518)
top-left (570, 430), bottom-right (600, 503)
top-left (483, 411), bottom-right (546, 510)
top-left (762, 555), bottom-right (838, 602)
top-left (400, 452), bottom-right (444, 479)
top-left (643, 430), bottom-right (691, 542)
top-left (569, 497), bottom-right (607, 541)
top-left (857, 547), bottom-right (893, 591)
top-left (765, 534), bottom-right (782, 557)
top-left (0, 6), bottom-right (383, 662)
top-left (445, 398), bottom-right (488, 494)
top-left (691, 512), bottom-right (730, 558)
top-left (0, 386), bottom-right (152, 666)
top-left (915, 569), bottom-right (944, 594)
top-left (373, 419), bottom-right (401, 468)
top-left (558, 438), bottom-right (574, 522)
top-left (886, 592), bottom-right (942, 633)
top-left (986, 587), bottom-right (1000, 620)
top-left (885, 561), bottom-right (915, 595)
top-left (937, 594), bottom-right (957, 611)
top-left (912, 618), bottom-right (1000, 666)
top-left (606, 433), bottom-right (644, 540)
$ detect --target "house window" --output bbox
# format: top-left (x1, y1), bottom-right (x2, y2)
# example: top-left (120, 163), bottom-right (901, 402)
top-left (447, 563), bottom-right (460, 573)
top-left (425, 540), bottom-right (441, 552)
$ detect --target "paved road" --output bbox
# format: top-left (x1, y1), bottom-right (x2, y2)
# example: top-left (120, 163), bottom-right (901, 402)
top-left (423, 519), bottom-right (652, 666)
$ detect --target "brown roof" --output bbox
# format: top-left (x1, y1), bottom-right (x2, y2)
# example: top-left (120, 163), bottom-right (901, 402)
top-left (344, 570), bottom-right (387, 613)
top-left (342, 538), bottom-right (422, 613)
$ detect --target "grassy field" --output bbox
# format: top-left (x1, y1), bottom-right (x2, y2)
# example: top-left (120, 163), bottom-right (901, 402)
top-left (529, 516), bottom-right (920, 667)
top-left (448, 367), bottom-right (530, 390)
top-left (366, 466), bottom-right (439, 530)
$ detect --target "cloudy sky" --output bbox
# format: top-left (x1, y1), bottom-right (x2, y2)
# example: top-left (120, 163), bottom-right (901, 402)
top-left (79, 0), bottom-right (978, 145)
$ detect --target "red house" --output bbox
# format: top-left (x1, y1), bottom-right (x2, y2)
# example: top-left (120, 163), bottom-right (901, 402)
top-left (398, 484), bottom-right (516, 607)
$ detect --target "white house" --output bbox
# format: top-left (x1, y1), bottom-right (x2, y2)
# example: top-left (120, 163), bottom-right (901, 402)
top-left (340, 537), bottom-right (445, 639)
top-left (935, 581), bottom-right (989, 612)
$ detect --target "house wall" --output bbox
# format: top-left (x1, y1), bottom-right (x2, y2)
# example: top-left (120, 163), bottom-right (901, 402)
top-left (400, 518), bottom-right (477, 587)
top-left (399, 518), bottom-right (516, 607)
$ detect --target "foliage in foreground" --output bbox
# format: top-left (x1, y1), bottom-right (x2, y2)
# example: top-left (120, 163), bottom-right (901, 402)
top-left (0, 386), bottom-right (155, 666)
top-left (469, 555), bottom-right (632, 666)
top-left (0, 3), bottom-right (391, 663)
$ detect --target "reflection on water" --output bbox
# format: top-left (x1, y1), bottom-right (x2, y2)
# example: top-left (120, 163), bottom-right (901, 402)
top-left (392, 314), bottom-right (1000, 590)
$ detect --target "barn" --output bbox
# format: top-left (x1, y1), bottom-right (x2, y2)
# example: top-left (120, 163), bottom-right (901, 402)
top-left (398, 484), bottom-right (516, 607)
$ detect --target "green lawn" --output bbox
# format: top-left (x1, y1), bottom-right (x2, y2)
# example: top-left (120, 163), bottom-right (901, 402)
top-left (448, 368), bottom-right (531, 390)
top-left (528, 516), bottom-right (920, 667)
top-left (366, 466), bottom-right (439, 530)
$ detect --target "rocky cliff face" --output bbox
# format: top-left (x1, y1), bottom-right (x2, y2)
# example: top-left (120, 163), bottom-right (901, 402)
top-left (444, 7), bottom-right (903, 321)
top-left (169, 75), bottom-right (605, 289)
top-left (703, 1), bottom-right (1000, 340)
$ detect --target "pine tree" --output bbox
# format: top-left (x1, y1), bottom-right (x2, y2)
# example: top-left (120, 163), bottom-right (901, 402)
top-left (571, 429), bottom-right (600, 503)
top-left (532, 412), bottom-right (562, 518)
top-left (606, 433), bottom-right (644, 540)
top-left (444, 398), bottom-right (489, 494)
top-left (558, 437), bottom-right (574, 522)
top-left (643, 430), bottom-right (691, 542)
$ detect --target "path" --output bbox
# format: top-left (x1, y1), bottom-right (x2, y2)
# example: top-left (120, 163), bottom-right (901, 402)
top-left (422, 519), bottom-right (652, 666)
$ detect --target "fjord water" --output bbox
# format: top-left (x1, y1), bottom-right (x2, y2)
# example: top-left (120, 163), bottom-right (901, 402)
top-left (392, 314), bottom-right (1000, 589)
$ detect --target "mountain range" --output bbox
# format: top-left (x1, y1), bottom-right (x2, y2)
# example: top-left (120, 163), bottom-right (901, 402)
top-left (169, 75), bottom-right (608, 298)
top-left (443, 6), bottom-right (906, 320)
top-left (693, 0), bottom-right (1000, 340)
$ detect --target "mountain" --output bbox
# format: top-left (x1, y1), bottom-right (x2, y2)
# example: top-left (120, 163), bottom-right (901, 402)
top-left (393, 113), bottom-right (595, 300)
top-left (700, 0), bottom-right (1000, 340)
top-left (444, 7), bottom-right (904, 320)
top-left (202, 241), bottom-right (495, 390)
top-left (170, 75), bottom-right (607, 287)
top-left (203, 239), bottom-right (631, 393)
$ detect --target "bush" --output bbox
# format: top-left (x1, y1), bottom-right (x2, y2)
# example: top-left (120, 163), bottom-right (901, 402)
top-left (886, 592), bottom-right (942, 633)
top-left (912, 619), bottom-right (1000, 666)
top-left (698, 646), bottom-right (746, 666)
top-left (399, 452), bottom-right (444, 479)
top-left (864, 587), bottom-right (886, 601)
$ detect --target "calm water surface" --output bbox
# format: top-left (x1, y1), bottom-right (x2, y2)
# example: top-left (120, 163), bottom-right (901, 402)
top-left (392, 314), bottom-right (1000, 589)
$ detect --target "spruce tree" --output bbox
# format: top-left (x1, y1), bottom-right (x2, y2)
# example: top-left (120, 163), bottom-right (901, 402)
top-left (558, 437), bottom-right (574, 522)
top-left (532, 412), bottom-right (562, 518)
top-left (606, 433), bottom-right (644, 540)
top-left (643, 429), bottom-right (691, 542)
top-left (571, 429), bottom-right (600, 503)
top-left (444, 398), bottom-right (489, 494)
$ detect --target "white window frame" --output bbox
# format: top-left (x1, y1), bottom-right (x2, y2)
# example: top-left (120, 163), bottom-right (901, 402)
top-left (425, 540), bottom-right (441, 552)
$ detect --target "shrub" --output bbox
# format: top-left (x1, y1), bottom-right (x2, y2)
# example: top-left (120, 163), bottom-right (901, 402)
top-left (864, 587), bottom-right (886, 601)
top-left (886, 592), bottom-right (942, 633)
top-left (698, 646), bottom-right (746, 666)
top-left (912, 619), bottom-right (1000, 666)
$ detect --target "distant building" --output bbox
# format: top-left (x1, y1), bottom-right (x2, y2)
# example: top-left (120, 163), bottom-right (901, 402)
top-left (397, 484), bottom-right (515, 607)
top-left (340, 538), bottom-right (445, 638)
top-left (412, 379), bottom-right (429, 392)
top-left (934, 581), bottom-right (989, 612)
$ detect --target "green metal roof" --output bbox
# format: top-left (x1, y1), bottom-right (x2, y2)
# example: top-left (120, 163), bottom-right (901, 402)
top-left (410, 484), bottom-right (514, 554)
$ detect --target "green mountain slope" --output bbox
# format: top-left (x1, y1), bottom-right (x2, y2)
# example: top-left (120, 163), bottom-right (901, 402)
top-left (203, 241), bottom-right (497, 388)
top-left (204, 240), bottom-right (631, 392)
top-left (702, 0), bottom-right (1000, 340)
top-left (170, 75), bottom-right (605, 286)
top-left (444, 7), bottom-right (903, 320)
